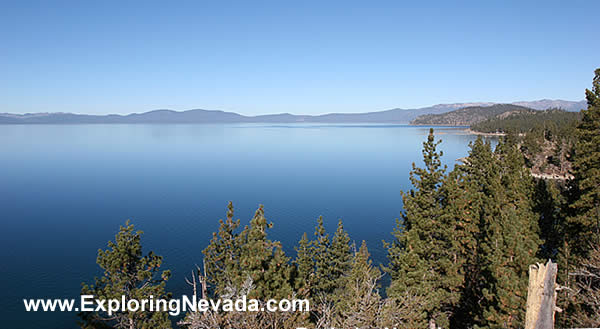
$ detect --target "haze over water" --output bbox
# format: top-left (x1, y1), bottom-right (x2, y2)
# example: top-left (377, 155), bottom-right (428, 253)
top-left (0, 124), bottom-right (490, 328)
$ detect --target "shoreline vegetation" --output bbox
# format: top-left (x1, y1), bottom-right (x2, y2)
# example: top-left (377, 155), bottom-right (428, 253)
top-left (422, 107), bottom-right (581, 181)
top-left (463, 128), bottom-right (507, 136)
top-left (79, 69), bottom-right (600, 329)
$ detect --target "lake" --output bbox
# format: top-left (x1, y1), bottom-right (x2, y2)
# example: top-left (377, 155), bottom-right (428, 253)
top-left (0, 124), bottom-right (487, 328)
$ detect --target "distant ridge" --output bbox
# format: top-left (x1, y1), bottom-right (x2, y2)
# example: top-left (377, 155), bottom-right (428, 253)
top-left (511, 99), bottom-right (586, 112)
top-left (0, 100), bottom-right (586, 124)
top-left (411, 104), bottom-right (536, 126)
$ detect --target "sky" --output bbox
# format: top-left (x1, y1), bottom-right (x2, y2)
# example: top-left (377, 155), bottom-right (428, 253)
top-left (1, 0), bottom-right (598, 115)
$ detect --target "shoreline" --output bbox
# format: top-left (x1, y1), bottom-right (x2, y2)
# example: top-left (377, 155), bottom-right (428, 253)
top-left (462, 128), bottom-right (507, 136)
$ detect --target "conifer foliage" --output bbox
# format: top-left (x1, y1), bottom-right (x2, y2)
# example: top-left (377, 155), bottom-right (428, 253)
top-left (80, 221), bottom-right (172, 329)
top-left (335, 241), bottom-right (381, 329)
top-left (560, 68), bottom-right (600, 327)
top-left (568, 68), bottom-right (600, 258)
top-left (202, 201), bottom-right (242, 296)
top-left (311, 216), bottom-right (332, 296)
top-left (388, 132), bottom-right (541, 329)
top-left (238, 205), bottom-right (293, 299)
top-left (203, 203), bottom-right (292, 300)
top-left (443, 138), bottom-right (541, 328)
top-left (293, 232), bottom-right (313, 293)
top-left (480, 139), bottom-right (540, 328)
top-left (330, 219), bottom-right (352, 291)
top-left (386, 128), bottom-right (457, 328)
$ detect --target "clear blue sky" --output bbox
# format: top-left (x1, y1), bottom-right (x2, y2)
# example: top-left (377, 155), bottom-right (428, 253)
top-left (1, 0), bottom-right (598, 115)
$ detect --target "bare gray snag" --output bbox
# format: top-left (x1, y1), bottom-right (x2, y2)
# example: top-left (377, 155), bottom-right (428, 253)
top-left (525, 260), bottom-right (558, 329)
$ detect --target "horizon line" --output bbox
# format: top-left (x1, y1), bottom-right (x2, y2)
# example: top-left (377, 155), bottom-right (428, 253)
top-left (1, 98), bottom-right (586, 117)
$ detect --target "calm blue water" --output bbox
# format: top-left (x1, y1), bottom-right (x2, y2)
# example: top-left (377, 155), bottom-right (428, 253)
top-left (0, 124), bottom-right (485, 328)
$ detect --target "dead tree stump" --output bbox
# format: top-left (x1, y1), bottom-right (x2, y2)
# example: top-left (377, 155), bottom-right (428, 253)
top-left (525, 260), bottom-right (558, 329)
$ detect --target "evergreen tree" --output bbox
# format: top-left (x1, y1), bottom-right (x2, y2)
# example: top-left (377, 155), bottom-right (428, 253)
top-left (561, 68), bottom-right (600, 326)
top-left (202, 204), bottom-right (293, 300)
top-left (311, 217), bottom-right (352, 296)
top-left (386, 128), bottom-right (457, 328)
top-left (336, 241), bottom-right (381, 329)
top-left (329, 219), bottom-right (352, 291)
top-left (202, 201), bottom-right (242, 296)
top-left (237, 205), bottom-right (293, 299)
top-left (567, 68), bottom-right (600, 259)
top-left (312, 216), bottom-right (333, 296)
top-left (293, 232), bottom-right (314, 293)
top-left (447, 137), bottom-right (504, 327)
top-left (80, 221), bottom-right (172, 329)
top-left (533, 179), bottom-right (565, 261)
top-left (479, 140), bottom-right (540, 328)
top-left (447, 138), bottom-right (540, 328)
top-left (441, 162), bottom-right (483, 328)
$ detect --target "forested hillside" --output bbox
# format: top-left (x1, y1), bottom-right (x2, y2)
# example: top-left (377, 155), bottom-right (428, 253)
top-left (471, 109), bottom-right (581, 135)
top-left (472, 109), bottom-right (582, 180)
top-left (410, 104), bottom-right (534, 126)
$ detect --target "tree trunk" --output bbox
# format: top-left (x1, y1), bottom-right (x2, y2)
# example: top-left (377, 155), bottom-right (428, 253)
top-left (525, 260), bottom-right (558, 329)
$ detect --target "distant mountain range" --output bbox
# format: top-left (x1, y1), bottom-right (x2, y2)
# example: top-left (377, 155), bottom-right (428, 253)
top-left (0, 99), bottom-right (586, 124)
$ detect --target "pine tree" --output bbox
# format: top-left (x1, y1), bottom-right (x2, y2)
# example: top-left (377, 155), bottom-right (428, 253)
top-left (202, 201), bottom-right (242, 296)
top-left (445, 137), bottom-right (504, 327)
top-left (290, 231), bottom-right (317, 329)
top-left (330, 219), bottom-right (352, 291)
top-left (446, 138), bottom-right (540, 328)
top-left (568, 68), bottom-right (600, 259)
top-left (561, 68), bottom-right (600, 326)
top-left (310, 216), bottom-right (352, 298)
top-left (479, 139), bottom-right (540, 328)
top-left (237, 205), bottom-right (293, 299)
top-left (312, 216), bottom-right (333, 296)
top-left (533, 179), bottom-right (565, 261)
top-left (202, 204), bottom-right (293, 300)
top-left (441, 163), bottom-right (482, 328)
top-left (386, 128), bottom-right (456, 328)
top-left (335, 241), bottom-right (381, 329)
top-left (293, 232), bottom-right (314, 293)
top-left (80, 221), bottom-right (172, 329)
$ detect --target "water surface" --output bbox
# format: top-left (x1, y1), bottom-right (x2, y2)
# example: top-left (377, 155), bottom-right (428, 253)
top-left (0, 124), bottom-right (485, 328)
